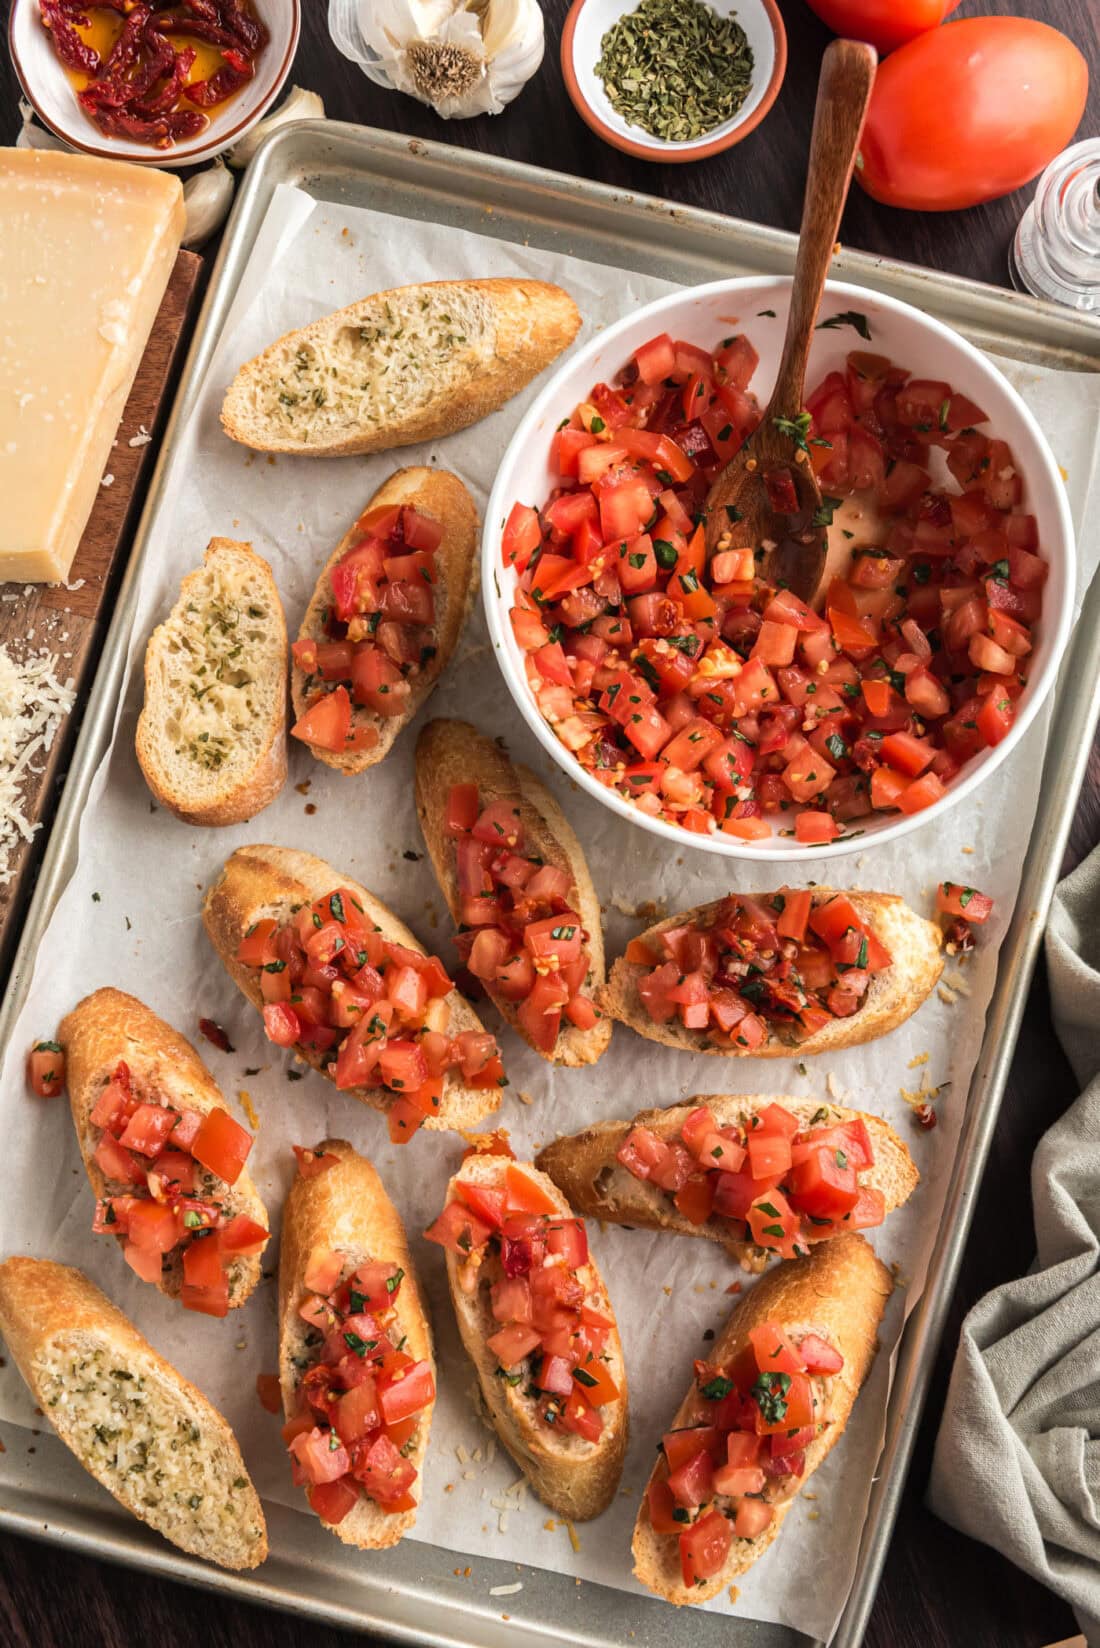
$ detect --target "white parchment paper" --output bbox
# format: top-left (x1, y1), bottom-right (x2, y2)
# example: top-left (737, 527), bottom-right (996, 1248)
top-left (1, 184), bottom-right (1098, 1641)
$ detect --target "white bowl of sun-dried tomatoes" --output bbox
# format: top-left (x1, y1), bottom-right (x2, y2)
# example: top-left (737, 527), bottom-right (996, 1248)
top-left (484, 276), bottom-right (1075, 860)
top-left (10, 0), bottom-right (299, 166)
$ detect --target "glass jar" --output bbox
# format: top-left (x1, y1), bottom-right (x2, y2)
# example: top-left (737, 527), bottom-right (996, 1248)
top-left (1009, 139), bottom-right (1100, 312)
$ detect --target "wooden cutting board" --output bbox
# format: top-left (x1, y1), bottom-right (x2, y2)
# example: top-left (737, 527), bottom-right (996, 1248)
top-left (0, 248), bottom-right (203, 974)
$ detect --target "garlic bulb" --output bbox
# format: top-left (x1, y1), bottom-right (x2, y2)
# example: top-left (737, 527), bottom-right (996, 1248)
top-left (328, 0), bottom-right (544, 120)
top-left (182, 160), bottom-right (235, 248)
top-left (227, 86), bottom-right (326, 169)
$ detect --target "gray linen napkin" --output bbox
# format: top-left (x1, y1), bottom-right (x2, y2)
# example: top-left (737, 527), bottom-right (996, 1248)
top-left (928, 846), bottom-right (1100, 1643)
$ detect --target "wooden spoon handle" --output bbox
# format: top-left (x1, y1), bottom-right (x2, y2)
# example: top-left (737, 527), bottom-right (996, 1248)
top-left (768, 38), bottom-right (877, 419)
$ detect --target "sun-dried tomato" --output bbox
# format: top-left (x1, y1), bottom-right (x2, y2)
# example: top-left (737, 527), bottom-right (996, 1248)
top-left (184, 47), bottom-right (254, 108)
top-left (39, 0), bottom-right (263, 147)
top-left (137, 44), bottom-right (195, 116)
top-left (218, 0), bottom-right (267, 55)
top-left (94, 105), bottom-right (209, 147)
top-left (151, 12), bottom-right (239, 50)
top-left (38, 0), bottom-right (101, 74)
top-left (198, 1017), bottom-right (235, 1054)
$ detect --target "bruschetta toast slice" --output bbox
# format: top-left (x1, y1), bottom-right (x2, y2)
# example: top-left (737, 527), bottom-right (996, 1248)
top-left (59, 988), bottom-right (269, 1315)
top-left (202, 845), bottom-right (505, 1141)
top-left (136, 537), bottom-right (287, 826)
top-left (0, 1257), bottom-right (267, 1571)
top-left (415, 718), bottom-right (610, 1066)
top-left (537, 1095), bottom-right (918, 1272)
top-left (279, 1139), bottom-right (435, 1548)
top-left (602, 888), bottom-right (942, 1057)
top-left (632, 1233), bottom-right (891, 1604)
top-left (426, 1146), bottom-right (627, 1520)
top-left (220, 278), bottom-right (581, 457)
top-left (290, 470), bottom-right (478, 775)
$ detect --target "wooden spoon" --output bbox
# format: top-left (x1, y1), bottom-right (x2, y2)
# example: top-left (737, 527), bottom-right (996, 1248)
top-left (704, 39), bottom-right (877, 604)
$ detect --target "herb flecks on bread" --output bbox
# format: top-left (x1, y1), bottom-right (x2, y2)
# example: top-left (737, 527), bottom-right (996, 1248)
top-left (220, 279), bottom-right (582, 458)
top-left (136, 538), bottom-right (287, 827)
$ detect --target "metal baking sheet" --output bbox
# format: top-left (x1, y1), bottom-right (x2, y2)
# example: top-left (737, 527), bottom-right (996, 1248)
top-left (1, 121), bottom-right (1098, 1648)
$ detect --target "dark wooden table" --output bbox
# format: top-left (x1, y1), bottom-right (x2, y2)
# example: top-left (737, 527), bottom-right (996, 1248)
top-left (2, 1), bottom-right (1098, 1644)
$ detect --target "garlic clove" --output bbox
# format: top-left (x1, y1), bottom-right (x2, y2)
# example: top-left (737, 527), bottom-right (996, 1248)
top-left (182, 158), bottom-right (235, 248)
top-left (17, 99), bottom-right (71, 152)
top-left (227, 86), bottom-right (326, 170)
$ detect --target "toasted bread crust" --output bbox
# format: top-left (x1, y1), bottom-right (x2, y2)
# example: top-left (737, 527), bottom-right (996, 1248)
top-left (415, 719), bottom-right (611, 1067)
top-left (58, 988), bottom-right (268, 1308)
top-left (632, 1233), bottom-right (892, 1603)
top-left (536, 1094), bottom-right (918, 1268)
top-left (291, 471), bottom-right (479, 775)
top-left (440, 1154), bottom-right (627, 1519)
top-left (278, 1139), bottom-right (434, 1548)
top-left (220, 279), bottom-right (582, 458)
top-left (135, 538), bottom-right (287, 827)
top-left (0, 1257), bottom-right (267, 1570)
top-left (601, 890), bottom-right (943, 1058)
top-left (201, 845), bottom-right (502, 1132)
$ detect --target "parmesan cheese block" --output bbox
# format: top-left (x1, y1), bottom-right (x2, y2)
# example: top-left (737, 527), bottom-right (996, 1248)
top-left (0, 149), bottom-right (184, 584)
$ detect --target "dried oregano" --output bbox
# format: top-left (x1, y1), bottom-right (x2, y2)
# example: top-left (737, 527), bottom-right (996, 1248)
top-left (594, 0), bottom-right (754, 143)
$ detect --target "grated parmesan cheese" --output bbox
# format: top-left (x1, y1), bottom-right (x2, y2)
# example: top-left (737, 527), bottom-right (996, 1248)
top-left (0, 644), bottom-right (75, 884)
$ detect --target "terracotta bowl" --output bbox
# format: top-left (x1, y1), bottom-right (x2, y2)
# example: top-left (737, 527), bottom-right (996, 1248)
top-left (561, 0), bottom-right (786, 163)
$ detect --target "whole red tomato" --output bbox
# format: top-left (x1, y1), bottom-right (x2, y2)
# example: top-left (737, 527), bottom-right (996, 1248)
top-left (857, 18), bottom-right (1089, 211)
top-left (803, 0), bottom-right (960, 56)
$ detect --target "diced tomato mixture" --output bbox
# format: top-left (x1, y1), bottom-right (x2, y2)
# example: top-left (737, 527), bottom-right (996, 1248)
top-left (27, 1039), bottom-right (65, 1098)
top-left (291, 502), bottom-right (445, 756)
top-left (649, 1325), bottom-right (843, 1584)
top-left (89, 1059), bottom-right (265, 1317)
top-left (935, 880), bottom-right (994, 956)
top-left (444, 783), bottom-right (601, 1056)
top-left (627, 890), bottom-right (892, 1049)
top-left (617, 1100), bottom-right (885, 1258)
top-left (285, 1252), bottom-right (434, 1524)
top-left (505, 334), bottom-right (1045, 840)
top-left (425, 1165), bottom-right (621, 1440)
top-left (235, 887), bottom-right (504, 1144)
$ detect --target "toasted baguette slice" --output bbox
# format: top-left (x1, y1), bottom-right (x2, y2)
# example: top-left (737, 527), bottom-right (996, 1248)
top-left (220, 279), bottom-right (582, 457)
top-left (0, 1257), bottom-right (267, 1570)
top-left (632, 1233), bottom-right (891, 1604)
top-left (278, 1139), bottom-right (434, 1548)
top-left (291, 470), bottom-right (478, 775)
top-left (415, 718), bottom-right (611, 1067)
top-left (438, 1151), bottom-right (627, 1520)
top-left (536, 1094), bottom-right (917, 1271)
top-left (59, 988), bottom-right (269, 1309)
top-left (202, 844), bottom-right (502, 1133)
top-left (135, 538), bottom-right (287, 827)
top-left (602, 889), bottom-right (942, 1057)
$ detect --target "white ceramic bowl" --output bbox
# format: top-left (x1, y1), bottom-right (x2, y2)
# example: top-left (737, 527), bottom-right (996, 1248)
top-left (9, 0), bottom-right (300, 168)
top-left (483, 277), bottom-right (1076, 862)
top-left (561, 0), bottom-right (786, 163)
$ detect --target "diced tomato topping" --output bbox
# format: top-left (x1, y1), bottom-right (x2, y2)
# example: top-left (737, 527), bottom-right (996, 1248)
top-left (429, 1160), bottom-right (617, 1443)
top-left (284, 1245), bottom-right (433, 1522)
top-left (191, 1108), bottom-right (252, 1186)
top-left (86, 1048), bottom-right (269, 1311)
top-left (679, 1509), bottom-right (733, 1587)
top-left (27, 1042), bottom-right (65, 1098)
top-left (615, 1053), bottom-right (888, 1251)
top-left (936, 882), bottom-right (994, 924)
top-left (236, 881), bottom-right (502, 1142)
